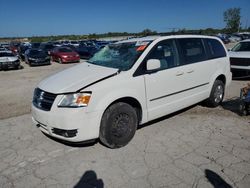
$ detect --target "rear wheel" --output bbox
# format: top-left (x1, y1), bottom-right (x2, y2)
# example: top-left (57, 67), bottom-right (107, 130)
top-left (58, 58), bottom-right (62, 64)
top-left (239, 102), bottom-right (247, 116)
top-left (99, 102), bottom-right (138, 149)
top-left (205, 80), bottom-right (225, 107)
top-left (15, 65), bottom-right (22, 70)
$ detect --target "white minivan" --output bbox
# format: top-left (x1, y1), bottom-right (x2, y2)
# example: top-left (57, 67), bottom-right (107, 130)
top-left (32, 35), bottom-right (232, 148)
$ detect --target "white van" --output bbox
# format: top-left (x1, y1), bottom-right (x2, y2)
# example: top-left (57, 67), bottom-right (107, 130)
top-left (32, 35), bottom-right (232, 148)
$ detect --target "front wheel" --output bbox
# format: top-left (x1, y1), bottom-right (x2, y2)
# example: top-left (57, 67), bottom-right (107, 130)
top-left (58, 58), bottom-right (62, 64)
top-left (99, 102), bottom-right (138, 149)
top-left (205, 80), bottom-right (225, 107)
top-left (239, 102), bottom-right (247, 116)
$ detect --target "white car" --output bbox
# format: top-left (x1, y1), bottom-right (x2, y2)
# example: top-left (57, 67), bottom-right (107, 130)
top-left (229, 39), bottom-right (250, 77)
top-left (32, 35), bottom-right (232, 148)
top-left (228, 35), bottom-right (242, 43)
top-left (70, 41), bottom-right (80, 47)
top-left (0, 50), bottom-right (21, 70)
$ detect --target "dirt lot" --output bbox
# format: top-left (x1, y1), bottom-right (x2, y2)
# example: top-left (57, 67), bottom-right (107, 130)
top-left (0, 61), bottom-right (77, 119)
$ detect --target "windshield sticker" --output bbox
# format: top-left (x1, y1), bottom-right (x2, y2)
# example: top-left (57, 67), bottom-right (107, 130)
top-left (136, 45), bottom-right (147, 52)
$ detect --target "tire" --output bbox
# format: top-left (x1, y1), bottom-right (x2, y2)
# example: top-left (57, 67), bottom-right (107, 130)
top-left (99, 102), bottom-right (138, 149)
top-left (205, 80), bottom-right (225, 107)
top-left (239, 102), bottom-right (247, 116)
top-left (15, 65), bottom-right (22, 70)
top-left (58, 58), bottom-right (62, 64)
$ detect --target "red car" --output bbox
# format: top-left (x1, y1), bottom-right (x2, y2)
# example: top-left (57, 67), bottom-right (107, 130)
top-left (50, 47), bottom-right (80, 63)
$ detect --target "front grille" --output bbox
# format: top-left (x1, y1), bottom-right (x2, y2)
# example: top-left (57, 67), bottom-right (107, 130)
top-left (33, 88), bottom-right (57, 111)
top-left (230, 57), bottom-right (250, 66)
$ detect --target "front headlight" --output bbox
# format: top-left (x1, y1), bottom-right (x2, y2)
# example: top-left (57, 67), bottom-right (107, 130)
top-left (58, 93), bottom-right (91, 107)
top-left (29, 57), bottom-right (36, 61)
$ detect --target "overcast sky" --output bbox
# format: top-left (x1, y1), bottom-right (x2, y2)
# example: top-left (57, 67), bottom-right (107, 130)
top-left (0, 0), bottom-right (250, 37)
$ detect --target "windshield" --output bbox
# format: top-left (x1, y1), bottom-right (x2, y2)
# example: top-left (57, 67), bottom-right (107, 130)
top-left (232, 42), bottom-right (250, 52)
top-left (88, 42), bottom-right (150, 71)
top-left (30, 50), bottom-right (46, 56)
top-left (0, 52), bottom-right (15, 57)
top-left (59, 48), bottom-right (73, 52)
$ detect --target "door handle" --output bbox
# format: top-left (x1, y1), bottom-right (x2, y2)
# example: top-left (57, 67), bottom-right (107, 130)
top-left (187, 70), bottom-right (194, 73)
top-left (176, 71), bottom-right (184, 76)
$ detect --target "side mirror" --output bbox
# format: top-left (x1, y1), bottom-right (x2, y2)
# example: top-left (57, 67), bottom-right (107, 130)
top-left (146, 59), bottom-right (161, 72)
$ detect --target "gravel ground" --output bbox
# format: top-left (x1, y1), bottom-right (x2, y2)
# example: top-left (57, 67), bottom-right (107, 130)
top-left (0, 61), bottom-right (77, 119)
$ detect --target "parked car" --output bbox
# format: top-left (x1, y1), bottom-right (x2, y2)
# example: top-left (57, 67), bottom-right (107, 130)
top-left (61, 44), bottom-right (77, 51)
top-left (96, 41), bottom-right (111, 48)
top-left (0, 46), bottom-right (8, 52)
top-left (229, 39), bottom-right (250, 78)
top-left (80, 40), bottom-right (100, 49)
top-left (18, 43), bottom-right (31, 60)
top-left (0, 42), bottom-right (10, 50)
top-left (9, 42), bottom-right (21, 55)
top-left (24, 48), bottom-right (51, 66)
top-left (53, 41), bottom-right (62, 47)
top-left (216, 35), bottom-right (230, 44)
top-left (62, 41), bottom-right (70, 45)
top-left (39, 43), bottom-right (55, 55)
top-left (31, 42), bottom-right (41, 49)
top-left (32, 35), bottom-right (232, 148)
top-left (228, 34), bottom-right (242, 42)
top-left (76, 44), bottom-right (98, 59)
top-left (69, 41), bottom-right (79, 47)
top-left (0, 50), bottom-right (21, 70)
top-left (50, 47), bottom-right (80, 63)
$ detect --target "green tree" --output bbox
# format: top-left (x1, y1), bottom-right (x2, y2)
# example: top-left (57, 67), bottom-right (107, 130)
top-left (88, 33), bottom-right (98, 39)
top-left (140, 29), bottom-right (157, 36)
top-left (223, 8), bottom-right (241, 33)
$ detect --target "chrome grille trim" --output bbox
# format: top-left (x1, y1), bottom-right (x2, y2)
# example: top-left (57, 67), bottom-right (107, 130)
top-left (33, 88), bottom-right (57, 111)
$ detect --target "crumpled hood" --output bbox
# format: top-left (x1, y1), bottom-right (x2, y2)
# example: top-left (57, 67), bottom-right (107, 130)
top-left (229, 51), bottom-right (250, 59)
top-left (0, 56), bottom-right (18, 62)
top-left (38, 62), bottom-right (118, 94)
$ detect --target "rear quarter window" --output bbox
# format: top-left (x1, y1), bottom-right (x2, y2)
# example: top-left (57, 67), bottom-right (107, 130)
top-left (205, 39), bottom-right (226, 59)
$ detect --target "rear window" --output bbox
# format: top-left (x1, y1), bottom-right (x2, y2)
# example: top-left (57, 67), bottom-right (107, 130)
top-left (30, 50), bottom-right (46, 56)
top-left (177, 38), bottom-right (206, 65)
top-left (206, 39), bottom-right (226, 59)
top-left (58, 48), bottom-right (72, 52)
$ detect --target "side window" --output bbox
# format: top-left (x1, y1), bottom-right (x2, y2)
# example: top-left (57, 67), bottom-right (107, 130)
top-left (206, 39), bottom-right (226, 59)
top-left (177, 38), bottom-right (206, 65)
top-left (147, 40), bottom-right (178, 70)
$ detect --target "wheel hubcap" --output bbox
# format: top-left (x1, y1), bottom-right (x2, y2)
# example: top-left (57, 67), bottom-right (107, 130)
top-left (214, 85), bottom-right (223, 103)
top-left (112, 113), bottom-right (130, 138)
